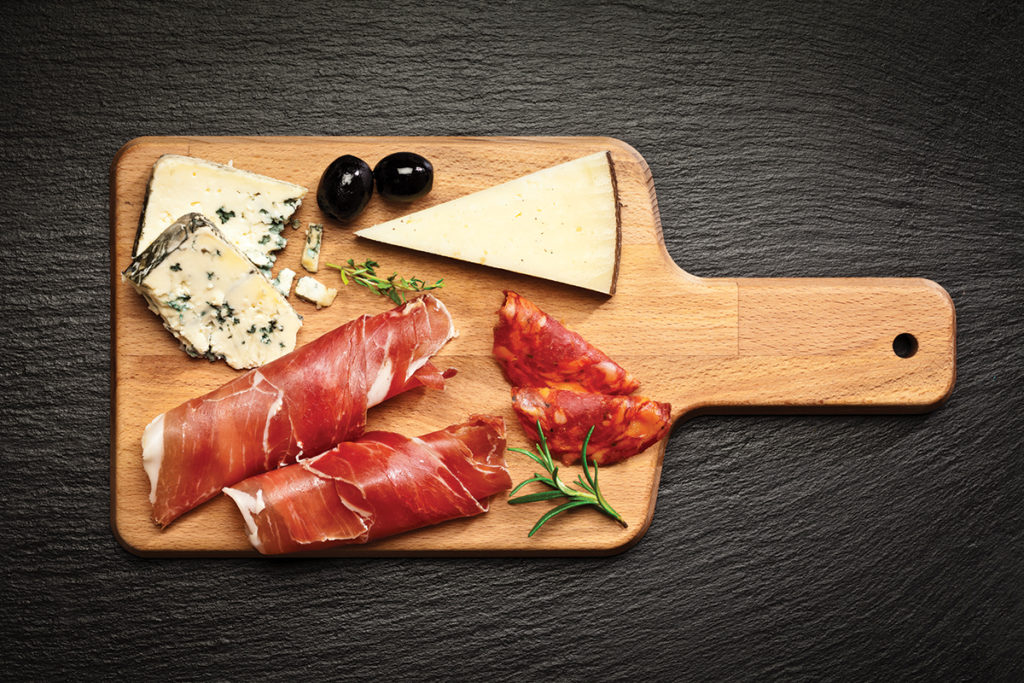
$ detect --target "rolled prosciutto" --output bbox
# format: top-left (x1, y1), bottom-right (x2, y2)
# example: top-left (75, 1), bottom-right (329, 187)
top-left (223, 416), bottom-right (511, 554)
top-left (512, 387), bottom-right (672, 466)
top-left (492, 290), bottom-right (639, 395)
top-left (144, 294), bottom-right (456, 526)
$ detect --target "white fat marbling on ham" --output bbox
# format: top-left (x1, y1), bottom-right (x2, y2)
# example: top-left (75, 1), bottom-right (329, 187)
top-left (366, 356), bottom-right (395, 407)
top-left (403, 352), bottom-right (431, 383)
top-left (262, 390), bottom-right (285, 453)
top-left (300, 451), bottom-right (376, 520)
top-left (410, 436), bottom-right (487, 514)
top-left (222, 486), bottom-right (266, 552)
top-left (141, 413), bottom-right (165, 504)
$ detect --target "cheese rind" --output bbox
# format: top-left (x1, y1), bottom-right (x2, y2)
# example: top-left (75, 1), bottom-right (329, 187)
top-left (301, 223), bottom-right (323, 273)
top-left (124, 213), bottom-right (303, 369)
top-left (295, 276), bottom-right (338, 309)
top-left (354, 151), bottom-right (620, 294)
top-left (134, 155), bottom-right (307, 273)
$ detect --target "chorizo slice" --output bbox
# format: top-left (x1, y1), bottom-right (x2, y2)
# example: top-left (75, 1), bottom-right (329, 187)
top-left (493, 291), bottom-right (639, 394)
top-left (512, 387), bottom-right (672, 466)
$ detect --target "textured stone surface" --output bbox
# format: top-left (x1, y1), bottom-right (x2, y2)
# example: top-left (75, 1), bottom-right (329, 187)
top-left (2, 0), bottom-right (1022, 679)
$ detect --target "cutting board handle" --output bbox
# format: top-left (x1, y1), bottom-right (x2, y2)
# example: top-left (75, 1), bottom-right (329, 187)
top-left (687, 277), bottom-right (956, 414)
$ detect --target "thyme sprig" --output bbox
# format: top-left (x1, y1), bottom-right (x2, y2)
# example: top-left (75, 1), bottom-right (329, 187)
top-left (325, 259), bottom-right (443, 305)
top-left (508, 421), bottom-right (627, 536)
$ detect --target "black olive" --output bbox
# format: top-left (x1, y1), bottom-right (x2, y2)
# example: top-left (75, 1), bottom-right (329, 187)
top-left (317, 155), bottom-right (374, 222)
top-left (373, 152), bottom-right (433, 202)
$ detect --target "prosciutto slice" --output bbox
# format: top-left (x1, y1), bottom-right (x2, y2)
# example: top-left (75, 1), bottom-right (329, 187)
top-left (512, 387), bottom-right (672, 466)
top-left (492, 291), bottom-right (639, 394)
top-left (222, 416), bottom-right (511, 554)
top-left (144, 294), bottom-right (456, 526)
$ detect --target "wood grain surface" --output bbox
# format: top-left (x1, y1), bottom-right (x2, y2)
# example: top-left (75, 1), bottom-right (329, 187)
top-left (5, 0), bottom-right (1022, 679)
top-left (111, 136), bottom-right (955, 555)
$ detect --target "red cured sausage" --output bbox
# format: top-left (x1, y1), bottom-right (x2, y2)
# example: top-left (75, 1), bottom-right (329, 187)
top-left (512, 387), bottom-right (672, 466)
top-left (222, 416), bottom-right (511, 554)
top-left (143, 294), bottom-right (456, 526)
top-left (492, 291), bottom-right (639, 395)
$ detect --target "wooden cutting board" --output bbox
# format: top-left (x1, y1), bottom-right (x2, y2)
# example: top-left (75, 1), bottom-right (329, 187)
top-left (110, 136), bottom-right (956, 556)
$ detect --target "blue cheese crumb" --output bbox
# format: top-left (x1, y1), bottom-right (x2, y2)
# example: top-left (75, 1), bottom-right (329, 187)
top-left (301, 223), bottom-right (323, 273)
top-left (272, 268), bottom-right (296, 297)
top-left (295, 275), bottom-right (337, 309)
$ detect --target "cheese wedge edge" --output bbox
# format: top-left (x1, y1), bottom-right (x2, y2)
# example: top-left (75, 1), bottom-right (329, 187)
top-left (354, 151), bottom-right (621, 295)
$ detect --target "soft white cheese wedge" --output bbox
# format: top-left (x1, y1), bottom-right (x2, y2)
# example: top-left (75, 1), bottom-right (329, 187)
top-left (124, 213), bottom-right (303, 369)
top-left (295, 275), bottom-right (338, 309)
top-left (355, 151), bottom-right (621, 294)
top-left (134, 154), bottom-right (307, 273)
top-left (301, 223), bottom-right (323, 273)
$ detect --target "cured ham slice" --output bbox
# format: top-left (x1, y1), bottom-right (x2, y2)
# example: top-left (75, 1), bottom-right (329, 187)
top-left (512, 387), bottom-right (672, 466)
top-left (222, 416), bottom-right (511, 554)
top-left (144, 294), bottom-right (456, 526)
top-left (492, 291), bottom-right (639, 394)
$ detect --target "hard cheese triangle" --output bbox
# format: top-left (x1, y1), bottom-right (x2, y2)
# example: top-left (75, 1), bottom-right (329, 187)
top-left (355, 151), bottom-right (621, 295)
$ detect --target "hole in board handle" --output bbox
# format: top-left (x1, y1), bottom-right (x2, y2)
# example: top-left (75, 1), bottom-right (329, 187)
top-left (893, 333), bottom-right (918, 358)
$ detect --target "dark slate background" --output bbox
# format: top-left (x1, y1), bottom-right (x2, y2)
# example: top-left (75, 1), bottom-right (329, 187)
top-left (2, 0), bottom-right (1022, 679)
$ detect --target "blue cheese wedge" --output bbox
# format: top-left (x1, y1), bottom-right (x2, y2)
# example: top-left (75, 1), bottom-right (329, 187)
top-left (354, 151), bottom-right (620, 295)
top-left (272, 267), bottom-right (296, 297)
top-left (300, 223), bottom-right (323, 273)
top-left (124, 213), bottom-right (302, 369)
top-left (294, 276), bottom-right (338, 309)
top-left (134, 154), bottom-right (307, 273)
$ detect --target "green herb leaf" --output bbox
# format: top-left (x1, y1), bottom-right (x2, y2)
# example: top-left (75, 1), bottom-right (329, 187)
top-left (508, 474), bottom-right (555, 497)
top-left (529, 500), bottom-right (594, 537)
top-left (507, 422), bottom-right (627, 536)
top-left (508, 489), bottom-right (567, 505)
top-left (324, 259), bottom-right (444, 303)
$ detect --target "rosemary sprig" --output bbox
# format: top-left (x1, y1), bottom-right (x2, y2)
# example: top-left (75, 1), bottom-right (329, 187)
top-left (324, 259), bottom-right (443, 305)
top-left (507, 421), bottom-right (627, 536)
